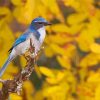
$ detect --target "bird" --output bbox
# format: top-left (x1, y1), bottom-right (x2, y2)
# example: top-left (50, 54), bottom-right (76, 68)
top-left (0, 17), bottom-right (51, 77)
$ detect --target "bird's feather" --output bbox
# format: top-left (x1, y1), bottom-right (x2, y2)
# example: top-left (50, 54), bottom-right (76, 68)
top-left (8, 32), bottom-right (29, 52)
top-left (0, 58), bottom-right (10, 77)
top-left (34, 31), bottom-right (40, 40)
top-left (8, 29), bottom-right (40, 52)
top-left (0, 53), bottom-right (15, 77)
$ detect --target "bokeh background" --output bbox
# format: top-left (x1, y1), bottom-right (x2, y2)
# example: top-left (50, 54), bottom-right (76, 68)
top-left (0, 0), bottom-right (100, 100)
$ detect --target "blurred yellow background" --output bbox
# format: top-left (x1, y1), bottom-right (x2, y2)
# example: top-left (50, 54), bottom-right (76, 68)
top-left (0, 0), bottom-right (100, 100)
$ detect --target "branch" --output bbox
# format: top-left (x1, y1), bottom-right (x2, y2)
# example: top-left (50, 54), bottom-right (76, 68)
top-left (0, 39), bottom-right (37, 100)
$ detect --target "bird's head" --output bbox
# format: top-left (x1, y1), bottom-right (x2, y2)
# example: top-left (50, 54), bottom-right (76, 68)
top-left (30, 17), bottom-right (51, 30)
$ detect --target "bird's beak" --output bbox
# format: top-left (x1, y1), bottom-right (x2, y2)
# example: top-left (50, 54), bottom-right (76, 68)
top-left (44, 22), bottom-right (52, 26)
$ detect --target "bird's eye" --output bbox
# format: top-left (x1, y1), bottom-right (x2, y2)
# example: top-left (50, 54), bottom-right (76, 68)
top-left (38, 22), bottom-right (42, 24)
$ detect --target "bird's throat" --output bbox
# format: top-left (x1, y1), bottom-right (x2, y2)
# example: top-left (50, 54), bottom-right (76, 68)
top-left (37, 26), bottom-right (46, 43)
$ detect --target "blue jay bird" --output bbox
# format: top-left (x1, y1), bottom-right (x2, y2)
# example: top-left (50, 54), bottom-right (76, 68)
top-left (0, 17), bottom-right (51, 77)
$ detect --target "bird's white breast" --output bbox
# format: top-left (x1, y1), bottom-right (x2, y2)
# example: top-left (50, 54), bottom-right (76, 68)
top-left (13, 33), bottom-right (41, 55)
top-left (37, 26), bottom-right (46, 43)
top-left (13, 27), bottom-right (46, 56)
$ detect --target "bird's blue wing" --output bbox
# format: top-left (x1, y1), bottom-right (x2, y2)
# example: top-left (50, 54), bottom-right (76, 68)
top-left (8, 28), bottom-right (40, 52)
top-left (8, 33), bottom-right (28, 52)
top-left (13, 34), bottom-right (27, 47)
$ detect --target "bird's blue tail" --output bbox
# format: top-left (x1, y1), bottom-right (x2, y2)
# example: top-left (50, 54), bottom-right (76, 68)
top-left (0, 58), bottom-right (10, 77)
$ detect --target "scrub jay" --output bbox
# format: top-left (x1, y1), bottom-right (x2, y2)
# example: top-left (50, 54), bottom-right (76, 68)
top-left (0, 17), bottom-right (51, 77)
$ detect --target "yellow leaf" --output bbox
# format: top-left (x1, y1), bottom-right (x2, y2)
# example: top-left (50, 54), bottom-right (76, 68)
top-left (87, 72), bottom-right (100, 83)
top-left (56, 71), bottom-right (65, 81)
top-left (0, 7), bottom-right (10, 15)
top-left (88, 18), bottom-right (100, 38)
top-left (95, 85), bottom-right (100, 100)
top-left (36, 1), bottom-right (49, 20)
top-left (11, 0), bottom-right (24, 6)
top-left (34, 65), bottom-right (42, 78)
top-left (51, 23), bottom-right (84, 36)
top-left (63, 44), bottom-right (76, 59)
top-left (46, 71), bottom-right (65, 84)
top-left (10, 94), bottom-right (22, 100)
top-left (46, 77), bottom-right (58, 84)
top-left (63, 0), bottom-right (80, 12)
top-left (57, 56), bottom-right (71, 69)
top-left (68, 24), bottom-right (84, 35)
top-left (39, 66), bottom-right (55, 78)
top-left (90, 43), bottom-right (100, 54)
top-left (50, 44), bottom-right (66, 55)
top-left (67, 13), bottom-right (87, 25)
top-left (13, 0), bottom-right (35, 24)
top-left (43, 82), bottom-right (69, 100)
top-left (51, 24), bottom-right (69, 33)
top-left (0, 24), bottom-right (14, 66)
top-left (42, 0), bottom-right (64, 22)
top-left (80, 53), bottom-right (99, 67)
top-left (76, 29), bottom-right (94, 52)
top-left (1, 63), bottom-right (19, 79)
top-left (33, 90), bottom-right (44, 100)
top-left (44, 46), bottom-right (54, 57)
top-left (64, 0), bottom-right (94, 13)
top-left (23, 81), bottom-right (34, 92)
top-left (46, 34), bottom-right (73, 45)
top-left (23, 81), bottom-right (34, 100)
top-left (0, 7), bottom-right (12, 23)
top-left (79, 68), bottom-right (88, 82)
